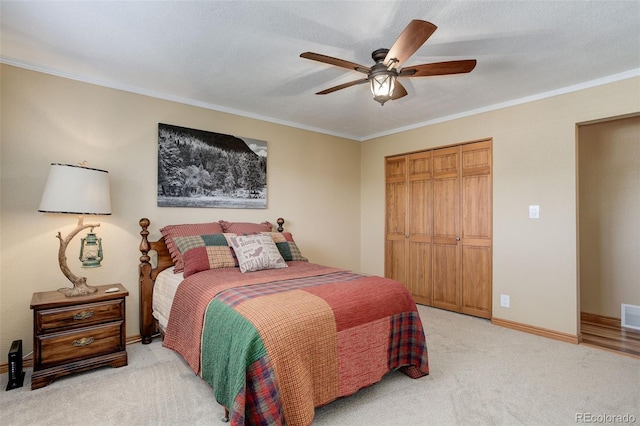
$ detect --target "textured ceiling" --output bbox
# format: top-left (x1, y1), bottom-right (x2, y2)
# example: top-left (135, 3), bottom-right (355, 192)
top-left (2, 1), bottom-right (639, 141)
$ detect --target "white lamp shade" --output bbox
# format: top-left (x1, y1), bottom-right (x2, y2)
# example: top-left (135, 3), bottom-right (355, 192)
top-left (39, 163), bottom-right (111, 215)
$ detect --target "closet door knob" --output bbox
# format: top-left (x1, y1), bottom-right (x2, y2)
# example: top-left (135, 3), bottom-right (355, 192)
top-left (456, 236), bottom-right (460, 241)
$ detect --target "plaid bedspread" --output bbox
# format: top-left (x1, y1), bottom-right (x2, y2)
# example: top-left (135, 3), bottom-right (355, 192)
top-left (163, 262), bottom-right (429, 426)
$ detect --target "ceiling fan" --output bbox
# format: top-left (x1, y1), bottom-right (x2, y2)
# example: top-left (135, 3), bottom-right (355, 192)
top-left (300, 20), bottom-right (477, 105)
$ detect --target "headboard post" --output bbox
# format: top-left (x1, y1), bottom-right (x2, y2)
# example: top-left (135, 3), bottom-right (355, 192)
top-left (139, 217), bottom-right (151, 264)
top-left (139, 218), bottom-right (155, 344)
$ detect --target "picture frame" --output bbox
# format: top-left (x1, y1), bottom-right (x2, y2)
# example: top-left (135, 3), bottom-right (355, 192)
top-left (157, 123), bottom-right (267, 208)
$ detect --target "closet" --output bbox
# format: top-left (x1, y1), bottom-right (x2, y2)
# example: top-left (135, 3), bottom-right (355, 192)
top-left (385, 139), bottom-right (492, 319)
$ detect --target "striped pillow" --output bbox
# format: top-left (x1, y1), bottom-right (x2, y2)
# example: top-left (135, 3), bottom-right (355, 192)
top-left (172, 233), bottom-right (237, 277)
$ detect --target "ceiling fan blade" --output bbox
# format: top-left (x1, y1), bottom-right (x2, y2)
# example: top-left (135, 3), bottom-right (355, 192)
top-left (384, 20), bottom-right (437, 69)
top-left (391, 80), bottom-right (408, 100)
top-left (316, 78), bottom-right (369, 95)
top-left (300, 52), bottom-right (370, 74)
top-left (399, 60), bottom-right (477, 77)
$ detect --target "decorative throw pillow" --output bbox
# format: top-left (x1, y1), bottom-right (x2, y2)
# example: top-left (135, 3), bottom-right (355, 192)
top-left (160, 222), bottom-right (224, 273)
top-left (228, 233), bottom-right (287, 273)
top-left (172, 233), bottom-right (236, 277)
top-left (262, 232), bottom-right (308, 262)
top-left (219, 220), bottom-right (273, 234)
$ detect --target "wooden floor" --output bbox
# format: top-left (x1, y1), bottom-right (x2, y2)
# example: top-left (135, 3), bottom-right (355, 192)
top-left (580, 312), bottom-right (640, 358)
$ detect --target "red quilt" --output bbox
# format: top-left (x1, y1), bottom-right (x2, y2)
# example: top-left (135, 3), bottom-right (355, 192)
top-left (163, 261), bottom-right (429, 425)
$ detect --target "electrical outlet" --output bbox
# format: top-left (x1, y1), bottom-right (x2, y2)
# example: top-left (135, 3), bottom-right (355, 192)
top-left (529, 205), bottom-right (540, 219)
top-left (500, 294), bottom-right (510, 308)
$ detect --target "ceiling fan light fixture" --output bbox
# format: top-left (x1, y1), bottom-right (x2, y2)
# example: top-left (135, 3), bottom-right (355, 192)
top-left (301, 20), bottom-right (476, 105)
top-left (370, 72), bottom-right (396, 106)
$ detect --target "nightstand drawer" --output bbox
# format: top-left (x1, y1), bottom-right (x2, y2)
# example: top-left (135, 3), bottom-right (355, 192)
top-left (36, 322), bottom-right (124, 368)
top-left (35, 299), bottom-right (124, 333)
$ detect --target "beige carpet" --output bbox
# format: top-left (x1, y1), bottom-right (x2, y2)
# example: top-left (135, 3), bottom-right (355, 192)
top-left (1, 305), bottom-right (638, 425)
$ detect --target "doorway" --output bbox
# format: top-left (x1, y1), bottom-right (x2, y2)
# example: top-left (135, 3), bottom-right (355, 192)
top-left (577, 114), bottom-right (640, 357)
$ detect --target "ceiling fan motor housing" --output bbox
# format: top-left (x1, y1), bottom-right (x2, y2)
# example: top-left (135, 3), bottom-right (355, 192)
top-left (372, 48), bottom-right (390, 63)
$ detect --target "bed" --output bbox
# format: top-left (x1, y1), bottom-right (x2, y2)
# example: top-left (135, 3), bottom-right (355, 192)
top-left (138, 217), bottom-right (429, 426)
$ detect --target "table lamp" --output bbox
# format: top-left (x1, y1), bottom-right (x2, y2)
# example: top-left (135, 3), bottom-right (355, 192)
top-left (38, 163), bottom-right (112, 296)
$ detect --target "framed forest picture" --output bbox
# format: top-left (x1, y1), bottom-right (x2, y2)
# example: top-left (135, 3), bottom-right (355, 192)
top-left (157, 123), bottom-right (267, 208)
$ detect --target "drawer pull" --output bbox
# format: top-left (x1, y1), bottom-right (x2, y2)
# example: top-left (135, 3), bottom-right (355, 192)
top-left (72, 310), bottom-right (94, 320)
top-left (71, 337), bottom-right (95, 347)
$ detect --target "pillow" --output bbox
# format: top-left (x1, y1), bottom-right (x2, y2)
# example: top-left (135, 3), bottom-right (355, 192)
top-left (172, 233), bottom-right (237, 277)
top-left (228, 234), bottom-right (287, 273)
top-left (262, 232), bottom-right (308, 262)
top-left (219, 220), bottom-right (273, 234)
top-left (160, 222), bottom-right (224, 273)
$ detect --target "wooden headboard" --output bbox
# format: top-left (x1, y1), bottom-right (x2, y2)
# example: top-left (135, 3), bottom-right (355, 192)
top-left (138, 217), bottom-right (286, 344)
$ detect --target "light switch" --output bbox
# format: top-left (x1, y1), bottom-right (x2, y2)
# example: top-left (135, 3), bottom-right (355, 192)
top-left (529, 205), bottom-right (540, 219)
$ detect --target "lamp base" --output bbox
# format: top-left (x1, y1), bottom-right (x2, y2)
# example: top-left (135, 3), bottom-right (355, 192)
top-left (55, 217), bottom-right (102, 297)
top-left (61, 282), bottom-right (98, 297)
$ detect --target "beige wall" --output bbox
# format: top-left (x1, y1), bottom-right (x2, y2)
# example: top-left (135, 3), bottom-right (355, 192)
top-left (360, 77), bottom-right (640, 335)
top-left (0, 64), bottom-right (361, 354)
top-left (579, 116), bottom-right (640, 318)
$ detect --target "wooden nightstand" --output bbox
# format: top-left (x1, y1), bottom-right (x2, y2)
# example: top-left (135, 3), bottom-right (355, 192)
top-left (30, 283), bottom-right (128, 389)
